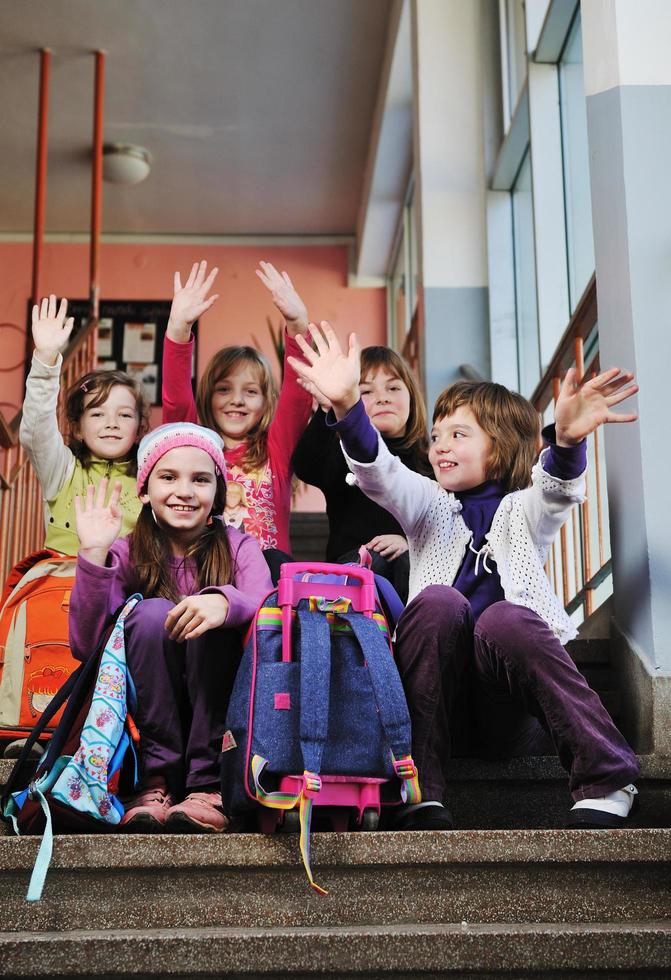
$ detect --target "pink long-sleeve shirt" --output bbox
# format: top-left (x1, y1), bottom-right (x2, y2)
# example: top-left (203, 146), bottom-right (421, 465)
top-left (162, 333), bottom-right (311, 553)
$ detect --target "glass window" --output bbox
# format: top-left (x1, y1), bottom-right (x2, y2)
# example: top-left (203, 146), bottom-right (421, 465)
top-left (511, 149), bottom-right (540, 397)
top-left (559, 13), bottom-right (595, 310)
top-left (506, 0), bottom-right (528, 112)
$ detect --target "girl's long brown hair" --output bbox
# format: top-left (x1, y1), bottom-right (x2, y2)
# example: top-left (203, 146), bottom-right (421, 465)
top-left (197, 347), bottom-right (278, 472)
top-left (360, 346), bottom-right (431, 472)
top-left (64, 369), bottom-right (149, 474)
top-left (432, 381), bottom-right (540, 491)
top-left (129, 474), bottom-right (234, 600)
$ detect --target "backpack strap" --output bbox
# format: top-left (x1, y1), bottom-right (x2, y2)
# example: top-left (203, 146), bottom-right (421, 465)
top-left (0, 661), bottom-right (87, 810)
top-left (295, 605), bottom-right (331, 776)
top-left (341, 611), bottom-right (421, 804)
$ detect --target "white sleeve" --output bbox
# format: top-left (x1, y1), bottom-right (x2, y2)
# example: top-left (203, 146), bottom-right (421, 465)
top-left (341, 433), bottom-right (439, 538)
top-left (521, 447), bottom-right (586, 548)
top-left (19, 353), bottom-right (75, 501)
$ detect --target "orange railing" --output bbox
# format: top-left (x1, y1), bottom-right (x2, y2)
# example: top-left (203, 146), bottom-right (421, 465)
top-left (0, 321), bottom-right (98, 586)
top-left (531, 275), bottom-right (610, 624)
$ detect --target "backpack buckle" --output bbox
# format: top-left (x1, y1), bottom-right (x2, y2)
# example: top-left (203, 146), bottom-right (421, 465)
top-left (302, 771), bottom-right (322, 799)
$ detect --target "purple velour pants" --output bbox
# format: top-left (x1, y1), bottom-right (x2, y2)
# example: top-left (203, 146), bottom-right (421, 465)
top-left (393, 585), bottom-right (640, 803)
top-left (124, 598), bottom-right (242, 797)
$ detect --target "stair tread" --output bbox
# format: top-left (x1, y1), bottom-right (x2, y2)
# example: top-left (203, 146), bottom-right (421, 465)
top-left (2, 828), bottom-right (670, 871)
top-left (1, 920), bottom-right (670, 978)
top-left (3, 919), bottom-right (671, 939)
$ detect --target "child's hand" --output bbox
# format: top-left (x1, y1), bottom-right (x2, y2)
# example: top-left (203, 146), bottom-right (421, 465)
top-left (167, 260), bottom-right (219, 343)
top-left (74, 478), bottom-right (123, 565)
top-left (364, 534), bottom-right (409, 561)
top-left (164, 593), bottom-right (229, 642)
top-left (554, 366), bottom-right (639, 446)
top-left (255, 261), bottom-right (308, 337)
top-left (288, 321), bottom-right (361, 419)
top-left (31, 295), bottom-right (75, 366)
top-left (294, 375), bottom-right (333, 413)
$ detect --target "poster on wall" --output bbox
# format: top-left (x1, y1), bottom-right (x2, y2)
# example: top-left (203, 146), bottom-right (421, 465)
top-left (30, 300), bottom-right (199, 407)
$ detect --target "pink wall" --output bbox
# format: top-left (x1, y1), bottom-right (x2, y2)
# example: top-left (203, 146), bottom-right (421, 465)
top-left (0, 242), bottom-right (387, 511)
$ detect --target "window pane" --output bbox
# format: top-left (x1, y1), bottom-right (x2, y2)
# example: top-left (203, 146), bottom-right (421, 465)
top-left (559, 14), bottom-right (595, 310)
top-left (512, 150), bottom-right (540, 397)
top-left (507, 0), bottom-right (527, 111)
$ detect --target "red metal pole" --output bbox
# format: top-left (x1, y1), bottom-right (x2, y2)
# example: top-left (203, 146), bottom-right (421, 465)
top-left (89, 50), bottom-right (105, 323)
top-left (29, 48), bottom-right (51, 357)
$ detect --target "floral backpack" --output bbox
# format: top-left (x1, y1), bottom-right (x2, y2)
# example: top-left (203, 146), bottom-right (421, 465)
top-left (1, 594), bottom-right (141, 901)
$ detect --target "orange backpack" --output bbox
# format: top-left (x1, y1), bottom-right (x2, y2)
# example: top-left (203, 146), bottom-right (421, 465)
top-left (0, 550), bottom-right (78, 743)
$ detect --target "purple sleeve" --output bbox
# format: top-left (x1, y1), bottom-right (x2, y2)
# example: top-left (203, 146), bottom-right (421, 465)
top-left (69, 541), bottom-right (132, 661)
top-left (541, 424), bottom-right (587, 480)
top-left (326, 399), bottom-right (378, 463)
top-left (200, 530), bottom-right (273, 629)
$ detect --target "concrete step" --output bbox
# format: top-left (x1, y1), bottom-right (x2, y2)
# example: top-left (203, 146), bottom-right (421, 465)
top-left (1, 829), bottom-right (670, 933)
top-left (1, 920), bottom-right (670, 978)
top-left (2, 756), bottom-right (670, 834)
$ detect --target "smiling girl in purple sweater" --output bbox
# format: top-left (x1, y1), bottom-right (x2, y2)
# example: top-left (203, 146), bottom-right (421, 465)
top-left (69, 423), bottom-right (272, 834)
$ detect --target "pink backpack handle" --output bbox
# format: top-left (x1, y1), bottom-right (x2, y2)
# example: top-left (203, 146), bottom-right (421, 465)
top-left (278, 562), bottom-right (378, 663)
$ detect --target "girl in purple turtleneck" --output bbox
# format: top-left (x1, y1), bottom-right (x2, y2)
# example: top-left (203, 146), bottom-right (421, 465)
top-left (289, 321), bottom-right (641, 833)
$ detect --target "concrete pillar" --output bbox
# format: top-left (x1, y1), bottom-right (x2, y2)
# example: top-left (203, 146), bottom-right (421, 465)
top-left (411, 0), bottom-right (495, 409)
top-left (582, 0), bottom-right (671, 751)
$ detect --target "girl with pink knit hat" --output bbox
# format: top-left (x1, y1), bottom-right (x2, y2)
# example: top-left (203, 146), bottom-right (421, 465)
top-left (68, 422), bottom-right (272, 833)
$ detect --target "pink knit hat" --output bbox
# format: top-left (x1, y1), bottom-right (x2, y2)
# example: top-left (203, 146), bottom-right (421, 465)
top-left (136, 423), bottom-right (227, 494)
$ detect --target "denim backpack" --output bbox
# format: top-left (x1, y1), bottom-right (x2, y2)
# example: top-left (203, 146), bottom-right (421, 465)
top-left (1, 594), bottom-right (141, 900)
top-left (221, 563), bottom-right (419, 894)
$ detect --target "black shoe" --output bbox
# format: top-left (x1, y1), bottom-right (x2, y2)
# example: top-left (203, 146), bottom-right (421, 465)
top-left (390, 803), bottom-right (454, 831)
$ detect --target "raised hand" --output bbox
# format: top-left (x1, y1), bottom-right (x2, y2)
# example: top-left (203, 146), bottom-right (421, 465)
top-left (167, 260), bottom-right (219, 342)
top-left (74, 478), bottom-right (123, 565)
top-left (554, 367), bottom-right (639, 446)
top-left (164, 593), bottom-right (229, 642)
top-left (288, 322), bottom-right (361, 419)
top-left (255, 261), bottom-right (308, 337)
top-left (31, 295), bottom-right (75, 366)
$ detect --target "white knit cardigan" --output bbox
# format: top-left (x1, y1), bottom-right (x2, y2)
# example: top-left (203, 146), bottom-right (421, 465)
top-left (342, 436), bottom-right (586, 645)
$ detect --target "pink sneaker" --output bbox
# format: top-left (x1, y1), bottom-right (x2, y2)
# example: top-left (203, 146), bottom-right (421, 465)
top-left (165, 791), bottom-right (228, 833)
top-left (120, 781), bottom-right (175, 833)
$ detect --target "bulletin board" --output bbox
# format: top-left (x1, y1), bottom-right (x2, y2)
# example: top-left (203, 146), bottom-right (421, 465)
top-left (41, 300), bottom-right (198, 407)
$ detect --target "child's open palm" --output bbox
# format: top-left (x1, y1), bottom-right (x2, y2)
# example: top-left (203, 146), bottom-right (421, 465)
top-left (74, 478), bottom-right (123, 563)
top-left (255, 261), bottom-right (308, 336)
top-left (555, 367), bottom-right (639, 446)
top-left (288, 321), bottom-right (361, 417)
top-left (168, 261), bottom-right (219, 341)
top-left (32, 295), bottom-right (75, 365)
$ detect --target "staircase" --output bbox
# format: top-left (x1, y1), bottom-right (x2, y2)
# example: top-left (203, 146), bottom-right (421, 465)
top-left (1, 540), bottom-right (670, 977)
top-left (0, 792), bottom-right (669, 978)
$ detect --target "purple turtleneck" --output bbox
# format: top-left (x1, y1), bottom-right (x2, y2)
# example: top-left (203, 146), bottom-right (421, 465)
top-left (329, 401), bottom-right (586, 621)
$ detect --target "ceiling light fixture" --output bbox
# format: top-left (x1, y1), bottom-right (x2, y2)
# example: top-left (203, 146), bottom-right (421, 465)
top-left (102, 143), bottom-right (152, 185)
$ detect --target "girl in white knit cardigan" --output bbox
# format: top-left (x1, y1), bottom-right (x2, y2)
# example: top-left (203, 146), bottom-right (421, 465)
top-left (289, 321), bottom-right (641, 832)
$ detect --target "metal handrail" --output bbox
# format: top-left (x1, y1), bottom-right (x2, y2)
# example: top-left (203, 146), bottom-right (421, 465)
top-left (530, 275), bottom-right (610, 623)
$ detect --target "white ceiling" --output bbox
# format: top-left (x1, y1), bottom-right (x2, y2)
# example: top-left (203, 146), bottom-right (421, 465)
top-left (0, 0), bottom-right (393, 236)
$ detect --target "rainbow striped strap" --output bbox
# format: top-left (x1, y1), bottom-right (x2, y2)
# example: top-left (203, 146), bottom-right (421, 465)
top-left (250, 755), bottom-right (300, 810)
top-left (299, 791), bottom-right (327, 896)
top-left (250, 755), bottom-right (327, 896)
top-left (392, 754), bottom-right (422, 805)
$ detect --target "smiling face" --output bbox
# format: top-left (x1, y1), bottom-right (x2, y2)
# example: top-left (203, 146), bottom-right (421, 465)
top-left (140, 446), bottom-right (217, 551)
top-left (75, 384), bottom-right (141, 460)
top-left (429, 405), bottom-right (493, 493)
top-left (359, 368), bottom-right (411, 439)
top-left (210, 362), bottom-right (267, 448)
